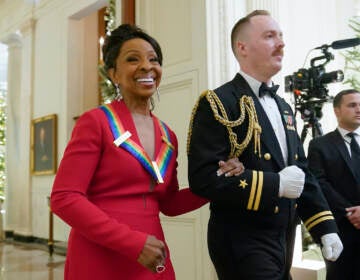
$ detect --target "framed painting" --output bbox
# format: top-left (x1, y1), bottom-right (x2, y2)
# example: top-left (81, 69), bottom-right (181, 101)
top-left (30, 114), bottom-right (57, 175)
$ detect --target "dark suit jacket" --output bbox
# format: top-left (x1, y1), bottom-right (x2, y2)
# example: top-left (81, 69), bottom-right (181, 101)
top-left (308, 129), bottom-right (360, 242)
top-left (188, 73), bottom-right (337, 240)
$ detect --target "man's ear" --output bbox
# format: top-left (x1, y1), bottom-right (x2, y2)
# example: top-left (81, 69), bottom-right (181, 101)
top-left (236, 40), bottom-right (246, 57)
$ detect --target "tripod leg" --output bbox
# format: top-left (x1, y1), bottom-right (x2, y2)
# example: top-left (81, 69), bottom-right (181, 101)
top-left (300, 124), bottom-right (309, 143)
top-left (312, 120), bottom-right (323, 138)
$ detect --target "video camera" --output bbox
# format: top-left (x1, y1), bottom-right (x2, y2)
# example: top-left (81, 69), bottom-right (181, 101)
top-left (284, 38), bottom-right (360, 137)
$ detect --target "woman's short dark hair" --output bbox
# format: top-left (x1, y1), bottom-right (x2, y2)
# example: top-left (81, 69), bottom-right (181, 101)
top-left (102, 24), bottom-right (163, 71)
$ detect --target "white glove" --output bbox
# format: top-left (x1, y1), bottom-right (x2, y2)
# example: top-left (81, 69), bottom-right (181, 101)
top-left (278, 165), bottom-right (305, 198)
top-left (320, 233), bottom-right (343, 261)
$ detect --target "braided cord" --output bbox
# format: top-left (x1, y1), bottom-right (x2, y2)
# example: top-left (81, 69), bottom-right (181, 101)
top-left (205, 90), bottom-right (262, 157)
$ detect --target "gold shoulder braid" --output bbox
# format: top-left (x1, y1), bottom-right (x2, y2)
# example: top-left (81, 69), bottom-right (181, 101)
top-left (187, 91), bottom-right (207, 155)
top-left (188, 90), bottom-right (262, 158)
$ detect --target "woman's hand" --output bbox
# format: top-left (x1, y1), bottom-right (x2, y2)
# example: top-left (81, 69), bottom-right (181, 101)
top-left (137, 235), bottom-right (166, 273)
top-left (217, 157), bottom-right (245, 177)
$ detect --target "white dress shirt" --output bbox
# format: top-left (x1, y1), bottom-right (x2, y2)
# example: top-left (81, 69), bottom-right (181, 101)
top-left (239, 70), bottom-right (288, 165)
top-left (337, 126), bottom-right (360, 156)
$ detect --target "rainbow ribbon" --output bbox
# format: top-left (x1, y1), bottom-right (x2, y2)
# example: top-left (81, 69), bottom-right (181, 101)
top-left (100, 104), bottom-right (174, 183)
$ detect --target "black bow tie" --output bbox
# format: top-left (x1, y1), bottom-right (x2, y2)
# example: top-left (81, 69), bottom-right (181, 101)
top-left (259, 83), bottom-right (279, 98)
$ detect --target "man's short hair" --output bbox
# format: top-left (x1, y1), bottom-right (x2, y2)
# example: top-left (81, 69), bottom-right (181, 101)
top-left (230, 10), bottom-right (270, 57)
top-left (333, 89), bottom-right (360, 108)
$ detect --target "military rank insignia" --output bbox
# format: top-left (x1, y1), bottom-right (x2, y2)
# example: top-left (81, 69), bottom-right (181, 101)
top-left (283, 113), bottom-right (295, 131)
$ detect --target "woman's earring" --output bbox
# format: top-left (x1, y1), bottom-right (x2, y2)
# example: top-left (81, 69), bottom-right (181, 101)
top-left (115, 84), bottom-right (122, 101)
top-left (156, 87), bottom-right (160, 102)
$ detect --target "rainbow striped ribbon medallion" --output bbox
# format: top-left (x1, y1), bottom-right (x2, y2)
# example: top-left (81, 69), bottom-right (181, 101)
top-left (100, 104), bottom-right (174, 184)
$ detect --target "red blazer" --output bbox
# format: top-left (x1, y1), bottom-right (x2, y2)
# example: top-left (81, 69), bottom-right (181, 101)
top-left (51, 100), bottom-right (207, 280)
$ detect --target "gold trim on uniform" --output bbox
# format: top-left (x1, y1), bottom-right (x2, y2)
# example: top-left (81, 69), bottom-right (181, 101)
top-left (264, 153), bottom-right (271, 160)
top-left (205, 90), bottom-right (262, 157)
top-left (187, 91), bottom-right (207, 155)
top-left (247, 171), bottom-right (257, 210)
top-left (247, 171), bottom-right (264, 211)
top-left (304, 211), bottom-right (334, 231)
top-left (253, 171), bottom-right (263, 210)
top-left (307, 216), bottom-right (334, 231)
top-left (239, 179), bottom-right (248, 189)
top-left (187, 90), bottom-right (262, 158)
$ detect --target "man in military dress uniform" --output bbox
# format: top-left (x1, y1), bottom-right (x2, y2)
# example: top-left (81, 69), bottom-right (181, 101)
top-left (187, 10), bottom-right (342, 280)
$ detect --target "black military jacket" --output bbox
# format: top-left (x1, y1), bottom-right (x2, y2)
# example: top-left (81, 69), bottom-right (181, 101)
top-left (187, 73), bottom-right (338, 241)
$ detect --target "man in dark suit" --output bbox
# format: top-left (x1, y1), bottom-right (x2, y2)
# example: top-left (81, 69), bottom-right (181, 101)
top-left (308, 89), bottom-right (360, 280)
top-left (187, 10), bottom-right (343, 279)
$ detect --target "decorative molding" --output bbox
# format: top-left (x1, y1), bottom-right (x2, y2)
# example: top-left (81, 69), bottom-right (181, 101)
top-left (5, 233), bottom-right (67, 255)
top-left (1, 33), bottom-right (22, 47)
top-left (19, 18), bottom-right (36, 35)
top-left (160, 77), bottom-right (193, 93)
top-left (161, 70), bottom-right (199, 102)
top-left (32, 0), bottom-right (63, 18)
top-left (13, 233), bottom-right (34, 243)
top-left (4, 230), bottom-right (14, 239)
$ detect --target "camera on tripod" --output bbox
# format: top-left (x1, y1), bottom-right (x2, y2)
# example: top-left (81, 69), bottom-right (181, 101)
top-left (285, 62), bottom-right (343, 100)
top-left (285, 45), bottom-right (344, 118)
top-left (284, 37), bottom-right (360, 141)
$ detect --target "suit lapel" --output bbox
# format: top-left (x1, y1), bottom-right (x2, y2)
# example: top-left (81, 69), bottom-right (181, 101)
top-left (273, 96), bottom-right (295, 164)
top-left (255, 95), bottom-right (286, 168)
top-left (331, 129), bottom-right (360, 183)
top-left (232, 75), bottom-right (285, 168)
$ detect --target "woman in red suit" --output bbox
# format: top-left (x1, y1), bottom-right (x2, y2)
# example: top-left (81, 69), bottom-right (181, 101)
top-left (50, 24), bottom-right (244, 280)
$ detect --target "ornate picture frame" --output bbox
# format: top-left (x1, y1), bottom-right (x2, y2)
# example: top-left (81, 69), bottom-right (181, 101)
top-left (30, 114), bottom-right (57, 175)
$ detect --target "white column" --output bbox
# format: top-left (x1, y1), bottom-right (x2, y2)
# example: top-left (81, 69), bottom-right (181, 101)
top-left (1, 19), bottom-right (35, 238)
top-left (355, 0), bottom-right (360, 16)
top-left (2, 33), bottom-right (22, 235)
top-left (205, 0), bottom-right (285, 88)
top-left (206, 0), bottom-right (246, 88)
top-left (246, 0), bottom-right (280, 19)
top-left (16, 19), bottom-right (35, 237)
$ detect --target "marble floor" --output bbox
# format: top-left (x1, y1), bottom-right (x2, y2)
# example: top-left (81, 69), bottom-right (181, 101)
top-left (0, 242), bottom-right (65, 280)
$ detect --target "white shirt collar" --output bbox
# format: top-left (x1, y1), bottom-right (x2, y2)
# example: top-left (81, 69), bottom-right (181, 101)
top-left (238, 70), bottom-right (262, 97)
top-left (238, 70), bottom-right (273, 98)
top-left (337, 126), bottom-right (360, 139)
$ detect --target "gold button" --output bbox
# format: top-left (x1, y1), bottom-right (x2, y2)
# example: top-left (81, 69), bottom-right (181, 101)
top-left (274, 206), bottom-right (279, 213)
top-left (264, 153), bottom-right (271, 160)
top-left (294, 154), bottom-right (298, 160)
top-left (294, 203), bottom-right (298, 209)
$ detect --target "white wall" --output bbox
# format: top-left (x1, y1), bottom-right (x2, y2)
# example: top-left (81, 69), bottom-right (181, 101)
top-left (280, 0), bottom-right (358, 148)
